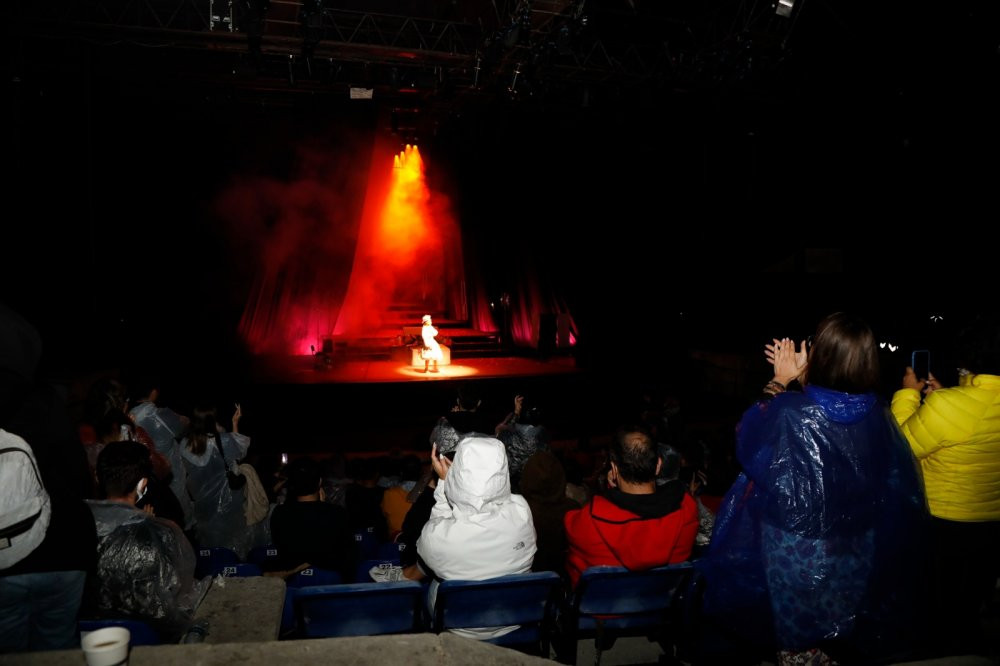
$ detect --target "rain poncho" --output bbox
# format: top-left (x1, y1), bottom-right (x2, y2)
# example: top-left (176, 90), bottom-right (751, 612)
top-left (130, 402), bottom-right (191, 528)
top-left (697, 385), bottom-right (929, 658)
top-left (417, 436), bottom-right (536, 640)
top-left (87, 500), bottom-right (208, 641)
top-left (496, 423), bottom-right (549, 493)
top-left (180, 432), bottom-right (253, 558)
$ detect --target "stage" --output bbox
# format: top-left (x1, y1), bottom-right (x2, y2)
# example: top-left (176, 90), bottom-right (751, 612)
top-left (251, 353), bottom-right (581, 384)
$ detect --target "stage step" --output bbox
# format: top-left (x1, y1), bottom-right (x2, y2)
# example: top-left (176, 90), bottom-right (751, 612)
top-left (317, 323), bottom-right (505, 362)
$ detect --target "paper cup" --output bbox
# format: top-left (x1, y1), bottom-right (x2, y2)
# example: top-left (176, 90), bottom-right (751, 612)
top-left (81, 626), bottom-right (131, 666)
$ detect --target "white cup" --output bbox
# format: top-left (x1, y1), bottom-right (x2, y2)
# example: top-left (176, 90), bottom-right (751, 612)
top-left (81, 626), bottom-right (131, 666)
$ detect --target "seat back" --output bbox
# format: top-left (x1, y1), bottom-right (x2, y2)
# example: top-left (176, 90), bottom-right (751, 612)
top-left (434, 571), bottom-right (563, 651)
top-left (220, 562), bottom-right (262, 577)
top-left (247, 544), bottom-right (280, 569)
top-left (286, 567), bottom-right (342, 588)
top-left (79, 618), bottom-right (160, 646)
top-left (194, 546), bottom-right (240, 578)
top-left (353, 528), bottom-right (380, 560)
top-left (557, 563), bottom-right (693, 665)
top-left (573, 562), bottom-right (693, 620)
top-left (294, 581), bottom-right (425, 638)
top-left (376, 540), bottom-right (408, 561)
top-left (281, 568), bottom-right (344, 636)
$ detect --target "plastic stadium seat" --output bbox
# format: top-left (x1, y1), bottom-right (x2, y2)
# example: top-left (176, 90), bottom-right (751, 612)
top-left (194, 546), bottom-right (240, 578)
top-left (247, 544), bottom-right (281, 569)
top-left (557, 562), bottom-right (693, 665)
top-left (220, 562), bottom-right (262, 577)
top-left (433, 571), bottom-right (564, 656)
top-left (281, 568), bottom-right (343, 638)
top-left (294, 581), bottom-right (425, 638)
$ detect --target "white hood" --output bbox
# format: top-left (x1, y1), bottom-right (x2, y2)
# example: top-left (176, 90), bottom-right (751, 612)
top-left (444, 436), bottom-right (511, 514)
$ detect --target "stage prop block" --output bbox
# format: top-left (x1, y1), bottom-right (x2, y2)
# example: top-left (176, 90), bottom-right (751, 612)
top-left (411, 345), bottom-right (450, 367)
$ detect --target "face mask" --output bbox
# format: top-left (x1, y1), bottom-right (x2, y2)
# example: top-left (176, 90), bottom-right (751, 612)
top-left (136, 480), bottom-right (148, 501)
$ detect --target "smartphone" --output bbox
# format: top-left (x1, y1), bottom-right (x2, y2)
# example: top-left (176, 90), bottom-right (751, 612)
top-left (911, 349), bottom-right (931, 380)
top-left (280, 452), bottom-right (288, 465)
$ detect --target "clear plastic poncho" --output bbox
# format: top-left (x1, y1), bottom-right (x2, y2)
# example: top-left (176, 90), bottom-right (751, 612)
top-left (87, 500), bottom-right (209, 642)
top-left (130, 402), bottom-right (192, 529)
top-left (696, 385), bottom-right (930, 659)
top-left (495, 423), bottom-right (549, 493)
top-left (180, 432), bottom-right (253, 558)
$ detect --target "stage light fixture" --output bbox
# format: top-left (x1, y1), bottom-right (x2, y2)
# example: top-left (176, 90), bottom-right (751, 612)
top-left (776, 0), bottom-right (795, 17)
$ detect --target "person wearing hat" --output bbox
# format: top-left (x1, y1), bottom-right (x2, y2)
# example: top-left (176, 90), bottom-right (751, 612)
top-left (420, 314), bottom-right (442, 373)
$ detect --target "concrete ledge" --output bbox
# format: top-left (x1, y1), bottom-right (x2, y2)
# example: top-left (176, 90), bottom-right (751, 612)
top-left (3, 633), bottom-right (552, 665)
top-left (194, 575), bottom-right (285, 643)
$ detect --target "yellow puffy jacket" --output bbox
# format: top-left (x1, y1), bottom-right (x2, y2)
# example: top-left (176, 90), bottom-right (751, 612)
top-left (891, 373), bottom-right (1000, 522)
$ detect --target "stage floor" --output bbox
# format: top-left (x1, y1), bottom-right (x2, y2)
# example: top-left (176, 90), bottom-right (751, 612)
top-left (252, 354), bottom-right (581, 384)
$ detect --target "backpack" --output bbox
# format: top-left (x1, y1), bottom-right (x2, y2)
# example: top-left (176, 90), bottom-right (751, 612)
top-left (0, 429), bottom-right (52, 569)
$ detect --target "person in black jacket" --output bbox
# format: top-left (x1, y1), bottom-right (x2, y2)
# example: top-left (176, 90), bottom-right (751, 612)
top-left (270, 457), bottom-right (356, 582)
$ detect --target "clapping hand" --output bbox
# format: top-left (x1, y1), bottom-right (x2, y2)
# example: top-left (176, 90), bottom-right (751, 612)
top-left (765, 337), bottom-right (808, 386)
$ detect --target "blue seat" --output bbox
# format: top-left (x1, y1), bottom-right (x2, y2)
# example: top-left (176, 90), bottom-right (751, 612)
top-left (220, 562), bottom-right (262, 577)
top-left (281, 568), bottom-right (343, 638)
top-left (376, 540), bottom-right (408, 561)
top-left (286, 567), bottom-right (342, 588)
top-left (247, 544), bottom-right (281, 569)
top-left (294, 581), bottom-right (425, 638)
top-left (353, 528), bottom-right (380, 560)
top-left (558, 563), bottom-right (693, 665)
top-left (433, 571), bottom-right (564, 656)
top-left (79, 619), bottom-right (161, 646)
top-left (194, 546), bottom-right (241, 578)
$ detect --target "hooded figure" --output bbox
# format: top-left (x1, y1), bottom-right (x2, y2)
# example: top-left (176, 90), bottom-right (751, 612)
top-left (416, 436), bottom-right (537, 640)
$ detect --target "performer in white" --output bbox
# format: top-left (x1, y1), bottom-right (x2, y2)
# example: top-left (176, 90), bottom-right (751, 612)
top-left (421, 314), bottom-right (442, 373)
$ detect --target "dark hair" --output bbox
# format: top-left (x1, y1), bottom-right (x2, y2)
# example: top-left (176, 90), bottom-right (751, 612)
top-left (609, 425), bottom-right (658, 484)
top-left (523, 406), bottom-right (544, 427)
top-left (286, 457), bottom-right (322, 499)
top-left (97, 440), bottom-right (151, 498)
top-left (84, 377), bottom-right (127, 426)
top-left (657, 444), bottom-right (682, 482)
top-left (956, 312), bottom-right (1000, 375)
top-left (187, 405), bottom-right (219, 456)
top-left (456, 383), bottom-right (480, 411)
top-left (96, 409), bottom-right (132, 443)
top-left (805, 312), bottom-right (880, 394)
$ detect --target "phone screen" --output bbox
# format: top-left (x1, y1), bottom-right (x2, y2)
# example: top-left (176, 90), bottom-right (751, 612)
top-left (280, 453), bottom-right (288, 465)
top-left (911, 349), bottom-right (931, 380)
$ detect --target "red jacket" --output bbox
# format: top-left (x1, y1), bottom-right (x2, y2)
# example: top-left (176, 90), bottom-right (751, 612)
top-left (564, 483), bottom-right (699, 586)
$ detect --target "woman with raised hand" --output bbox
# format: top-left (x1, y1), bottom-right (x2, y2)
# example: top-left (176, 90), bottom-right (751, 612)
top-left (699, 313), bottom-right (929, 665)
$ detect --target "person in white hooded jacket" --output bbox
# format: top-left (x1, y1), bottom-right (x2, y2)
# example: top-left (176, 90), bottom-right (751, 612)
top-left (416, 436), bottom-right (537, 640)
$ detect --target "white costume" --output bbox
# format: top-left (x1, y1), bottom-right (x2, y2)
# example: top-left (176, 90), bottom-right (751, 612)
top-left (421, 317), bottom-right (443, 362)
top-left (416, 437), bottom-right (537, 640)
